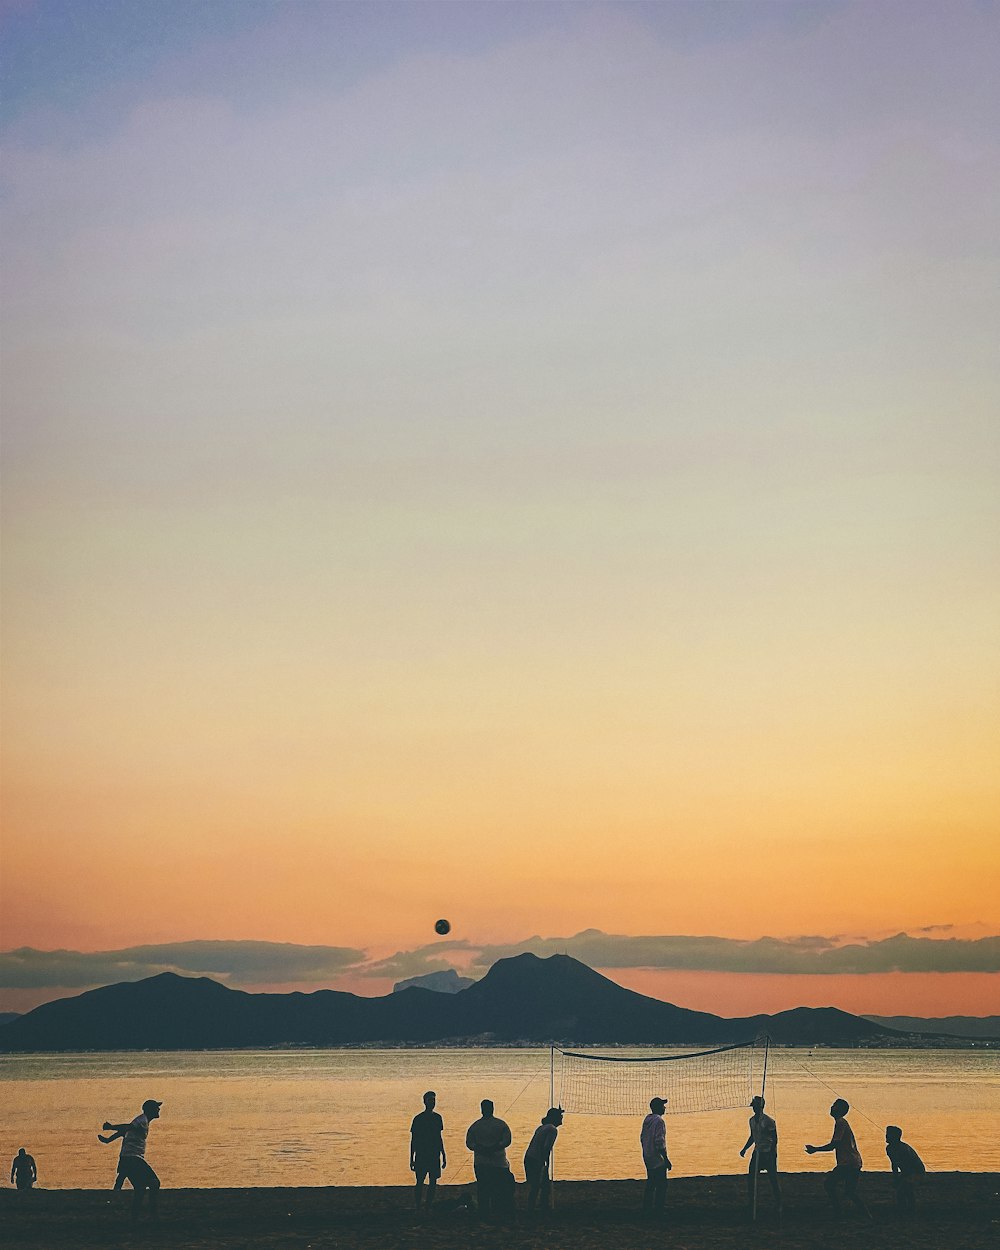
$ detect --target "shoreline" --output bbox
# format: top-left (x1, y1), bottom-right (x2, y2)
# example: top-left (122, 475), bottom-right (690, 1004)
top-left (2, 1172), bottom-right (997, 1249)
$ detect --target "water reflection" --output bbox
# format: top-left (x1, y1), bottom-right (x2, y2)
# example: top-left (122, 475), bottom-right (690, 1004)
top-left (1, 1047), bottom-right (996, 1188)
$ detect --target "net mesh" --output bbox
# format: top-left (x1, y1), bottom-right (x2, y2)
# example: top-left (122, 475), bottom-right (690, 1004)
top-left (557, 1039), bottom-right (763, 1116)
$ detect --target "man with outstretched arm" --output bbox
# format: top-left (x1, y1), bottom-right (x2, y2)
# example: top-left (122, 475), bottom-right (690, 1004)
top-left (805, 1098), bottom-right (871, 1220)
top-left (102, 1099), bottom-right (162, 1222)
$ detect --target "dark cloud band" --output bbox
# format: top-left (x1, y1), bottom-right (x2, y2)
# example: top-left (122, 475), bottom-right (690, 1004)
top-left (3, 928), bottom-right (997, 993)
top-left (0, 940), bottom-right (366, 989)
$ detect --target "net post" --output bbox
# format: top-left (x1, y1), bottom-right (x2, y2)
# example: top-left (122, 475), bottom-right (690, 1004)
top-left (751, 1032), bottom-right (769, 1224)
top-left (549, 1045), bottom-right (556, 1195)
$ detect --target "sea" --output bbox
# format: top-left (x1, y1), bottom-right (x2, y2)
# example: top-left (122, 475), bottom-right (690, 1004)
top-left (2, 1047), bottom-right (997, 1189)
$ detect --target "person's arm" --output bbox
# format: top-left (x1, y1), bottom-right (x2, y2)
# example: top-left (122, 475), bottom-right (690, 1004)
top-left (740, 1124), bottom-right (754, 1156)
top-left (500, 1121), bottom-right (512, 1150)
top-left (654, 1119), bottom-right (670, 1168)
top-left (30, 1158), bottom-right (37, 1182)
top-left (805, 1130), bottom-right (837, 1154)
top-left (103, 1121), bottom-right (133, 1134)
top-left (439, 1121), bottom-right (447, 1169)
top-left (9, 1162), bottom-right (14, 1184)
top-left (465, 1124), bottom-right (476, 1152)
top-left (409, 1126), bottom-right (417, 1171)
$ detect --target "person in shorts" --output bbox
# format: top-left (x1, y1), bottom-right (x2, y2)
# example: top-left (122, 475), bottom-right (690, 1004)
top-left (806, 1098), bottom-right (871, 1219)
top-left (102, 1099), bottom-right (162, 1222)
top-left (739, 1095), bottom-right (781, 1216)
top-left (410, 1090), bottom-right (446, 1211)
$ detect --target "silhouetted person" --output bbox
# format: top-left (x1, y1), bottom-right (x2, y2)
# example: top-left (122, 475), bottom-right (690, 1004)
top-left (10, 1148), bottom-right (36, 1191)
top-left (465, 1099), bottom-right (513, 1220)
top-left (740, 1095), bottom-right (782, 1217)
top-left (523, 1107), bottom-right (562, 1211)
top-left (410, 1090), bottom-right (446, 1211)
top-left (102, 1099), bottom-right (162, 1222)
top-left (640, 1096), bottom-right (671, 1218)
top-left (806, 1098), bottom-right (871, 1219)
top-left (885, 1125), bottom-right (925, 1216)
top-left (97, 1127), bottom-right (128, 1191)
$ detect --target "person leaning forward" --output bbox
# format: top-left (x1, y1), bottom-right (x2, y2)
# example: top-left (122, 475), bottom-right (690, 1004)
top-left (466, 1099), bottom-right (514, 1220)
top-left (10, 1148), bottom-right (37, 1191)
top-left (102, 1099), bottom-right (162, 1223)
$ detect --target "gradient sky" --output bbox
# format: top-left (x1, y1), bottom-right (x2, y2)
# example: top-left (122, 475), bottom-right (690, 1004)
top-left (2, 1), bottom-right (998, 1018)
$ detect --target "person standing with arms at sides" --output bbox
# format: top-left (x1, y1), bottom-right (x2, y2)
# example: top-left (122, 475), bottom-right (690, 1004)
top-left (410, 1090), bottom-right (446, 1212)
top-left (10, 1148), bottom-right (37, 1191)
top-left (523, 1107), bottom-right (563, 1211)
top-left (465, 1099), bottom-right (513, 1220)
top-left (885, 1125), bottom-right (925, 1216)
top-left (640, 1096), bottom-right (671, 1218)
top-left (102, 1099), bottom-right (162, 1223)
top-left (740, 1095), bottom-right (782, 1217)
top-left (806, 1098), bottom-right (871, 1219)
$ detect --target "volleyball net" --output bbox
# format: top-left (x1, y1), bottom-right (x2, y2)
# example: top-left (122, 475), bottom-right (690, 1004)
top-left (556, 1036), bottom-right (767, 1117)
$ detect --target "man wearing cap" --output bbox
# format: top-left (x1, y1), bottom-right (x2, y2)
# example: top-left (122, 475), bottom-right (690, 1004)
top-left (102, 1099), bottom-right (162, 1222)
top-left (740, 1095), bottom-right (781, 1217)
top-left (640, 1096), bottom-right (671, 1217)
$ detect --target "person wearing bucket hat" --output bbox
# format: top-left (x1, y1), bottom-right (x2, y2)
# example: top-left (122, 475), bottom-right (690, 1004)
top-left (101, 1099), bottom-right (163, 1222)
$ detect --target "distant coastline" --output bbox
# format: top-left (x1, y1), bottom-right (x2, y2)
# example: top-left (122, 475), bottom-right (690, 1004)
top-left (2, 953), bottom-right (996, 1053)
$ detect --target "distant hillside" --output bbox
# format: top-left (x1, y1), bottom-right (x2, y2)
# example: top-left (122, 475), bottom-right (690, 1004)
top-left (0, 953), bottom-right (901, 1052)
top-left (393, 970), bottom-right (475, 994)
top-left (0, 1012), bottom-right (21, 1027)
top-left (864, 1014), bottom-right (1000, 1039)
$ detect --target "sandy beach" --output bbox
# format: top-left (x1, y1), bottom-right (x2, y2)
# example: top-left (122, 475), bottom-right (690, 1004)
top-left (1, 1173), bottom-right (996, 1250)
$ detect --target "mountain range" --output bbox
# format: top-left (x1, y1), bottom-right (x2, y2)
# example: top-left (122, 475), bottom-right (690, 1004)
top-left (864, 1013), bottom-right (1000, 1039)
top-left (0, 952), bottom-right (918, 1051)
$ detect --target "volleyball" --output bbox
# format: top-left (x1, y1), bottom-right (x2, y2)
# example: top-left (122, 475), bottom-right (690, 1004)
top-left (434, 918), bottom-right (451, 935)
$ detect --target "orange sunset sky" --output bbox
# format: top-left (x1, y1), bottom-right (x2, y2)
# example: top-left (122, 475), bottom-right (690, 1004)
top-left (2, 2), bottom-right (998, 1020)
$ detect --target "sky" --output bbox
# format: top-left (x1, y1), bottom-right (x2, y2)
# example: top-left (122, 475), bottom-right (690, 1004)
top-left (1, 1), bottom-right (998, 1020)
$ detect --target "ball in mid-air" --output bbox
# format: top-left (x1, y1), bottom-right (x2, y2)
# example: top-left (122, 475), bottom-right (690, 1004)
top-left (434, 918), bottom-right (451, 936)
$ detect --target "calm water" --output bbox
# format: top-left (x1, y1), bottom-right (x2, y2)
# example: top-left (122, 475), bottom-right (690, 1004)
top-left (2, 1047), bottom-right (997, 1189)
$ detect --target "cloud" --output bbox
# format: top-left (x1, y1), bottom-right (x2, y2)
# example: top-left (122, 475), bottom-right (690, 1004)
top-left (5, 927), bottom-right (998, 995)
top-left (0, 941), bottom-right (366, 989)
top-left (361, 943), bottom-right (472, 983)
top-left (459, 929), bottom-right (1000, 975)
